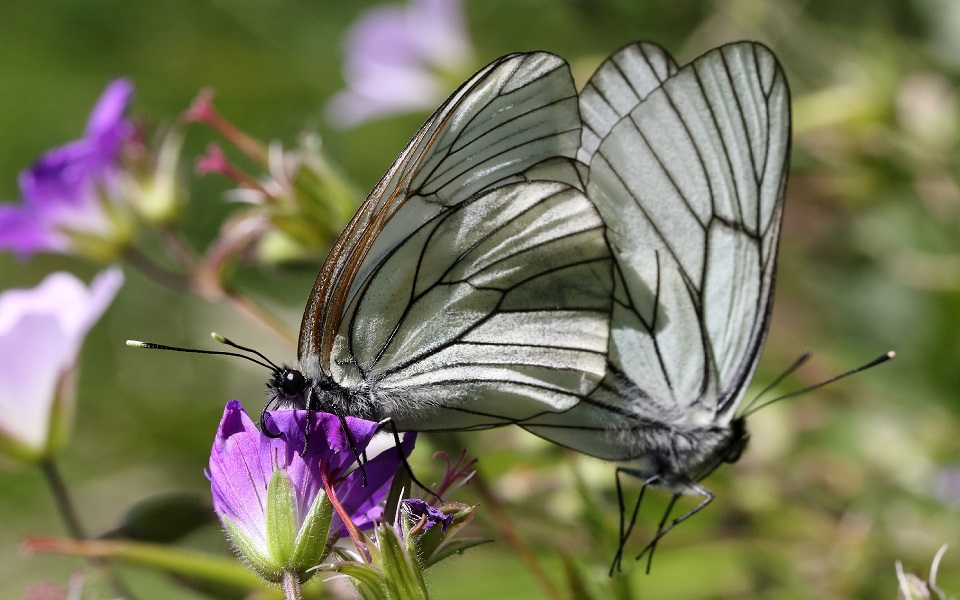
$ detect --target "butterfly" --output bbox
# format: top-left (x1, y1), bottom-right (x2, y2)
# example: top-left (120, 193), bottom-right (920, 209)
top-left (265, 40), bottom-right (790, 565)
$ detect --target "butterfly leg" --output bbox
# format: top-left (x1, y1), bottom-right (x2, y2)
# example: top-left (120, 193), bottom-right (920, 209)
top-left (641, 492), bottom-right (680, 573)
top-left (259, 399), bottom-right (284, 438)
top-left (610, 468), bottom-right (659, 576)
top-left (332, 410), bottom-right (367, 487)
top-left (635, 481), bottom-right (714, 569)
top-left (377, 418), bottom-right (442, 502)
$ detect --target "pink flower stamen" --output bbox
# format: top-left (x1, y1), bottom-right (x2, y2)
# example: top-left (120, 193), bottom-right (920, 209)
top-left (195, 144), bottom-right (269, 194)
top-left (184, 88), bottom-right (268, 165)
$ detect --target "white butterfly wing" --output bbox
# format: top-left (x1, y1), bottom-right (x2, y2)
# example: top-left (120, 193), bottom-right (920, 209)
top-left (342, 180), bottom-right (611, 429)
top-left (524, 42), bottom-right (790, 459)
top-left (301, 53), bottom-right (613, 429)
top-left (577, 42), bottom-right (680, 164)
top-left (300, 52), bottom-right (584, 371)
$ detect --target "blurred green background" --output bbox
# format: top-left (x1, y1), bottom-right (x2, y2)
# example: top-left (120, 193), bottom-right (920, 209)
top-left (1, 0), bottom-right (958, 598)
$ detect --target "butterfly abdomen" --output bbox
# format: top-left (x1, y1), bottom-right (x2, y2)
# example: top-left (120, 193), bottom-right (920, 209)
top-left (616, 416), bottom-right (749, 489)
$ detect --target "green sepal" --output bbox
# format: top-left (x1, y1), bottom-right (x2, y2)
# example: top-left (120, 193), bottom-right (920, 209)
top-left (378, 522), bottom-right (429, 600)
top-left (221, 515), bottom-right (281, 582)
top-left (289, 487), bottom-right (333, 582)
top-left (266, 468), bottom-right (296, 568)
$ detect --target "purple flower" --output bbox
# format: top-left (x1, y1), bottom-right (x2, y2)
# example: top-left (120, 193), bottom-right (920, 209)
top-left (326, 0), bottom-right (474, 127)
top-left (0, 268), bottom-right (124, 462)
top-left (0, 79), bottom-right (135, 259)
top-left (207, 401), bottom-right (414, 582)
top-left (400, 498), bottom-right (454, 533)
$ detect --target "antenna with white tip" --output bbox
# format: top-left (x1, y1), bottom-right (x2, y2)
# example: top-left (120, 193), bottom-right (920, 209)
top-left (126, 333), bottom-right (278, 372)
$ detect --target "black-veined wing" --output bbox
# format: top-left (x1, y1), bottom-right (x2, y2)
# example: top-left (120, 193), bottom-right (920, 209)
top-left (300, 52), bottom-right (584, 371)
top-left (524, 42), bottom-right (791, 462)
top-left (298, 52), bottom-right (614, 429)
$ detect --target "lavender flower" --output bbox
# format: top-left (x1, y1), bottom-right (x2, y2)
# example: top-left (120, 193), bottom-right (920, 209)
top-left (207, 401), bottom-right (414, 583)
top-left (0, 80), bottom-right (135, 260)
top-left (0, 268), bottom-right (124, 462)
top-left (326, 0), bottom-right (474, 127)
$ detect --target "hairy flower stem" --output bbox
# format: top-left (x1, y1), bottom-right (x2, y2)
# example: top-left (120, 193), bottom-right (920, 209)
top-left (282, 570), bottom-right (304, 600)
top-left (39, 459), bottom-right (137, 599)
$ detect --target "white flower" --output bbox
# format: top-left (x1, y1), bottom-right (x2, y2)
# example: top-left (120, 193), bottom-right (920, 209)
top-left (326, 0), bottom-right (474, 127)
top-left (0, 267), bottom-right (123, 461)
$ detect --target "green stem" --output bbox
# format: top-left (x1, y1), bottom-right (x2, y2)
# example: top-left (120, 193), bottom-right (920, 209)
top-left (222, 285), bottom-right (297, 345)
top-left (122, 246), bottom-right (192, 293)
top-left (39, 458), bottom-right (87, 539)
top-left (282, 570), bottom-right (303, 600)
top-left (124, 242), bottom-right (295, 345)
top-left (38, 458), bottom-right (138, 599)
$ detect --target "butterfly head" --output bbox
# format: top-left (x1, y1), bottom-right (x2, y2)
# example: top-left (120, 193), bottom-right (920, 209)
top-left (266, 367), bottom-right (310, 410)
top-left (264, 362), bottom-right (360, 419)
top-left (720, 415), bottom-right (750, 465)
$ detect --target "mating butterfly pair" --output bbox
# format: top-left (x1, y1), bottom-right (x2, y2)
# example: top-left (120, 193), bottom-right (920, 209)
top-left (267, 40), bottom-right (790, 566)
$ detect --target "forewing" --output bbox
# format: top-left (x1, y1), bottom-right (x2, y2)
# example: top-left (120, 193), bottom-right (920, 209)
top-left (334, 180), bottom-right (613, 430)
top-left (300, 52), bottom-right (582, 370)
top-left (525, 42), bottom-right (790, 458)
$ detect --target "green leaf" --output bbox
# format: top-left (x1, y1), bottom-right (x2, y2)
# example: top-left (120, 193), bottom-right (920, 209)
top-left (111, 492), bottom-right (214, 544)
top-left (423, 538), bottom-right (491, 569)
top-left (322, 562), bottom-right (387, 600)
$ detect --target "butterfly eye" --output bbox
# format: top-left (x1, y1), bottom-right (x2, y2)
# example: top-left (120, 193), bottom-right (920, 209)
top-left (279, 369), bottom-right (307, 396)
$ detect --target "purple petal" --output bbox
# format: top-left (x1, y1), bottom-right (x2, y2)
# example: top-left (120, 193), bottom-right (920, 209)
top-left (209, 402), bottom-right (416, 548)
top-left (332, 432), bottom-right (416, 534)
top-left (0, 79), bottom-right (134, 257)
top-left (406, 0), bottom-right (472, 69)
top-left (0, 315), bottom-right (72, 450)
top-left (401, 497), bottom-right (453, 532)
top-left (85, 79), bottom-right (135, 166)
top-left (207, 401), bottom-right (272, 547)
top-left (0, 205), bottom-right (66, 255)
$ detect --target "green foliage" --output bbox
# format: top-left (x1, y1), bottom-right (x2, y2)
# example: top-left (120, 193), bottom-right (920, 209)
top-left (2, 0), bottom-right (959, 598)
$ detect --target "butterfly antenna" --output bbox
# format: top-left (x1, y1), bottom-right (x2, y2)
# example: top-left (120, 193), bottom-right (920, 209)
top-left (741, 350), bottom-right (812, 415)
top-left (210, 332), bottom-right (281, 371)
top-left (742, 351), bottom-right (895, 417)
top-left (126, 339), bottom-right (275, 371)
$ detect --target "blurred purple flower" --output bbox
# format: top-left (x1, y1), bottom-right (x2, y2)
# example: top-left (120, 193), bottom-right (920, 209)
top-left (0, 268), bottom-right (124, 462)
top-left (207, 401), bottom-right (414, 581)
top-left (326, 0), bottom-right (474, 127)
top-left (0, 80), bottom-right (135, 259)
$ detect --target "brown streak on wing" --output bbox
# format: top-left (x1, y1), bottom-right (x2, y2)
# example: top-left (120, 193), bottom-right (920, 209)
top-left (298, 84), bottom-right (471, 372)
